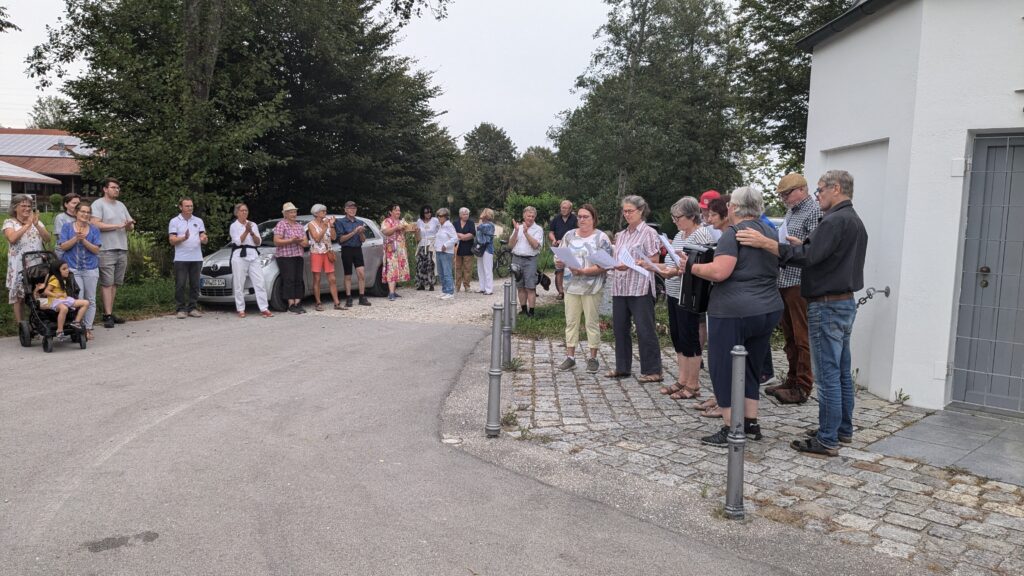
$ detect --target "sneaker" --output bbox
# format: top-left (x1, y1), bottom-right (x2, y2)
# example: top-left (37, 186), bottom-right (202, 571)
top-left (176, 311), bottom-right (187, 319)
top-left (387, 293), bottom-right (396, 301)
top-left (289, 304), bottom-right (303, 314)
top-left (393, 292), bottom-right (402, 298)
top-left (806, 428), bottom-right (853, 444)
top-left (791, 437), bottom-right (839, 456)
top-left (111, 314), bottom-right (126, 324)
top-left (586, 358), bottom-right (599, 373)
top-left (358, 296), bottom-right (371, 306)
top-left (188, 309), bottom-right (203, 318)
top-left (103, 314), bottom-right (115, 328)
top-left (440, 293), bottom-right (453, 300)
top-left (558, 357), bottom-right (576, 371)
top-left (744, 420), bottom-right (763, 441)
top-left (700, 426), bottom-right (730, 447)
top-left (346, 297), bottom-right (353, 308)
top-left (760, 374), bottom-right (778, 386)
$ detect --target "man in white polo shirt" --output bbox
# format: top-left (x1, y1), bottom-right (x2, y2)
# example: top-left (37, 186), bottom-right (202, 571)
top-left (168, 197), bottom-right (208, 319)
top-left (509, 205), bottom-right (544, 317)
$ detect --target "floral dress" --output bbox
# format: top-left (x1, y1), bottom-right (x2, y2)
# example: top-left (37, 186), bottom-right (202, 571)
top-left (381, 217), bottom-right (411, 283)
top-left (4, 218), bottom-right (45, 304)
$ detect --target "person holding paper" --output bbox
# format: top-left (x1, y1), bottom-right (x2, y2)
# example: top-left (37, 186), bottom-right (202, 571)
top-left (678, 186), bottom-right (782, 448)
top-left (509, 206), bottom-right (545, 317)
top-left (607, 195), bottom-right (662, 382)
top-left (641, 197), bottom-right (714, 400)
top-left (555, 204), bottom-right (612, 373)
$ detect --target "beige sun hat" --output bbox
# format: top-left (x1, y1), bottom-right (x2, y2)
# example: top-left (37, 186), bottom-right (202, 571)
top-left (281, 202), bottom-right (298, 213)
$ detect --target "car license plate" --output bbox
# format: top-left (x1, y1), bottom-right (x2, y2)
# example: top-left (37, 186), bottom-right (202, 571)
top-left (203, 278), bottom-right (226, 288)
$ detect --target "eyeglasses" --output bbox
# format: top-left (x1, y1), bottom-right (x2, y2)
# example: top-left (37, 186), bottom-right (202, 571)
top-left (815, 183), bottom-right (833, 197)
top-left (621, 208), bottom-right (638, 215)
top-left (780, 188), bottom-right (797, 198)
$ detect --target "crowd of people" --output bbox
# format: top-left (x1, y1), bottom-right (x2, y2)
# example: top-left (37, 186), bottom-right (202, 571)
top-left (5, 170), bottom-right (867, 456)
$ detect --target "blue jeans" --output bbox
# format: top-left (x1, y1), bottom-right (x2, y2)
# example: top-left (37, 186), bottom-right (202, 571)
top-left (436, 251), bottom-right (454, 295)
top-left (808, 300), bottom-right (857, 448)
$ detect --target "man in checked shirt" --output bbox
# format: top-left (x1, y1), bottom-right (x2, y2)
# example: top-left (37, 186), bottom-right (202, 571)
top-left (765, 173), bottom-right (822, 404)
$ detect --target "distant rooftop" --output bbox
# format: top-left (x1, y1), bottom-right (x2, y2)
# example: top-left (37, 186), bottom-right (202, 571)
top-left (0, 128), bottom-right (95, 159)
top-left (0, 159), bottom-right (62, 185)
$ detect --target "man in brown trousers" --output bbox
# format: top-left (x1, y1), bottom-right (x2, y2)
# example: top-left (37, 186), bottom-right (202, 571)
top-left (767, 173), bottom-right (822, 404)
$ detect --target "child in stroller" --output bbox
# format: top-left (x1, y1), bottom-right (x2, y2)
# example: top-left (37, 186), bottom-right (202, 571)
top-left (34, 259), bottom-right (90, 342)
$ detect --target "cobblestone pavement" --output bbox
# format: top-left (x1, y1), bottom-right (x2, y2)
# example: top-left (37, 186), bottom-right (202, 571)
top-left (506, 337), bottom-right (1024, 576)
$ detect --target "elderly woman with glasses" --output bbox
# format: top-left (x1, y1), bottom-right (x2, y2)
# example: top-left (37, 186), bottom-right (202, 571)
top-left (679, 186), bottom-right (783, 447)
top-left (641, 196), bottom-right (715, 399)
top-left (4, 194), bottom-right (51, 324)
top-left (607, 194), bottom-right (663, 382)
top-left (57, 201), bottom-right (102, 339)
top-left (433, 208), bottom-right (458, 299)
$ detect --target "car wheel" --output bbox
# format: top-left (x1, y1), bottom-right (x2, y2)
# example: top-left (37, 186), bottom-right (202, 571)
top-left (370, 266), bottom-right (389, 297)
top-left (18, 321), bottom-right (32, 347)
top-left (269, 278), bottom-right (288, 312)
top-left (42, 337), bottom-right (53, 353)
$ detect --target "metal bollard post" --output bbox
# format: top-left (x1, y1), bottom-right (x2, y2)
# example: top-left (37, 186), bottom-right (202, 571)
top-left (725, 345), bottom-right (748, 520)
top-left (509, 280), bottom-right (518, 330)
top-left (486, 303), bottom-right (504, 438)
top-left (502, 282), bottom-right (513, 364)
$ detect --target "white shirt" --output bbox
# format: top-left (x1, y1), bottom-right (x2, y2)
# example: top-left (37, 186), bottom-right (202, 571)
top-left (511, 222), bottom-right (544, 257)
top-left (416, 217), bottom-right (439, 248)
top-left (169, 214), bottom-right (206, 262)
top-left (433, 220), bottom-right (458, 254)
top-left (229, 220), bottom-right (261, 260)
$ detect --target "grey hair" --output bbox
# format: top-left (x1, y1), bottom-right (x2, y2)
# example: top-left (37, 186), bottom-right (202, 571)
top-left (821, 170), bottom-right (854, 198)
top-left (621, 195), bottom-right (649, 218)
top-left (522, 205), bottom-right (537, 217)
top-left (8, 194), bottom-right (32, 216)
top-left (459, 207), bottom-right (470, 216)
top-left (310, 203), bottom-right (327, 216)
top-left (730, 186), bottom-right (765, 218)
top-left (435, 207), bottom-right (450, 218)
top-left (233, 203), bottom-right (248, 216)
top-left (671, 196), bottom-right (701, 224)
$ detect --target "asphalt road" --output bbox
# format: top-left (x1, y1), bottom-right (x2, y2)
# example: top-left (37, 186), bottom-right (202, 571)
top-left (0, 313), bottom-right (793, 576)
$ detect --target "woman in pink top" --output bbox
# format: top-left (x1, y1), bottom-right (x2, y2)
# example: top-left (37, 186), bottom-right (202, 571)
top-left (273, 202), bottom-right (309, 314)
top-left (607, 194), bottom-right (662, 382)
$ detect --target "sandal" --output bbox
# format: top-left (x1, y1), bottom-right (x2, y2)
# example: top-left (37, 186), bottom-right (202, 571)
top-left (604, 371), bottom-right (631, 378)
top-left (693, 398), bottom-right (717, 411)
top-left (670, 386), bottom-right (701, 400)
top-left (238, 311), bottom-right (246, 318)
top-left (637, 374), bottom-right (664, 384)
top-left (700, 406), bottom-right (724, 418)
top-left (333, 303), bottom-right (344, 310)
top-left (315, 303), bottom-right (325, 312)
top-left (791, 438), bottom-right (839, 456)
top-left (659, 383), bottom-right (685, 396)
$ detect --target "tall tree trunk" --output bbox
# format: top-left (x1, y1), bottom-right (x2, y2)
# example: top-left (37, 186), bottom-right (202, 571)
top-left (182, 0), bottom-right (226, 196)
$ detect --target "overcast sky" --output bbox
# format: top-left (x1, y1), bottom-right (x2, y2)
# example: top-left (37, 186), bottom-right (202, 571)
top-left (0, 0), bottom-right (609, 151)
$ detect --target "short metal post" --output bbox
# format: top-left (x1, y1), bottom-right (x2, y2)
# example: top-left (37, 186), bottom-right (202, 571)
top-left (509, 280), bottom-right (518, 330)
top-left (486, 303), bottom-right (504, 438)
top-left (502, 282), bottom-right (513, 364)
top-left (725, 345), bottom-right (748, 520)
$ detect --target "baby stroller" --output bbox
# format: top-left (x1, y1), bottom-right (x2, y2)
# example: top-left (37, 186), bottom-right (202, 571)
top-left (17, 251), bottom-right (87, 353)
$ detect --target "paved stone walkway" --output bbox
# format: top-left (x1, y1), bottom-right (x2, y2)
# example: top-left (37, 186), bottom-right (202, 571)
top-left (506, 337), bottom-right (1024, 576)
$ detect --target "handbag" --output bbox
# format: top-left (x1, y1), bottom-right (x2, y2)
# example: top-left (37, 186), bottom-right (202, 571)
top-left (327, 250), bottom-right (337, 263)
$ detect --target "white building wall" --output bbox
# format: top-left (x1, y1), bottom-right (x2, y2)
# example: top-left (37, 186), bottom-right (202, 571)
top-left (805, 0), bottom-right (1024, 410)
top-left (803, 0), bottom-right (923, 404)
top-left (894, 0), bottom-right (1024, 409)
top-left (0, 180), bottom-right (11, 209)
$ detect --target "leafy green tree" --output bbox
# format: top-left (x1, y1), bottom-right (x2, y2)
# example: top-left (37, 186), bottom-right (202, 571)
top-left (733, 0), bottom-right (853, 172)
top-left (27, 96), bottom-right (72, 130)
top-left (552, 0), bottom-right (741, 227)
top-left (460, 122), bottom-right (518, 209)
top-left (512, 146), bottom-right (568, 199)
top-left (0, 5), bottom-right (19, 33)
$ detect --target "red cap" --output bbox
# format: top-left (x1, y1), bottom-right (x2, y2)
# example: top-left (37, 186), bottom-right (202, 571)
top-left (699, 190), bottom-right (721, 209)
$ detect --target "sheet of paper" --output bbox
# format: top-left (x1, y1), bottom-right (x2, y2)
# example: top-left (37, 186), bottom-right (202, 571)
top-left (551, 245), bottom-right (583, 270)
top-left (778, 220), bottom-right (789, 244)
top-left (585, 244), bottom-right (617, 269)
top-left (660, 234), bottom-right (681, 266)
top-left (618, 247), bottom-right (650, 277)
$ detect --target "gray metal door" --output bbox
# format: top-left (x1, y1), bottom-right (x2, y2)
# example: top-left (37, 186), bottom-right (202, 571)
top-left (953, 135), bottom-right (1024, 414)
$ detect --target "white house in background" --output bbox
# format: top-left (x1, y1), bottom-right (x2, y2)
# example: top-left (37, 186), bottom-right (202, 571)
top-left (799, 0), bottom-right (1024, 415)
top-left (0, 160), bottom-right (62, 210)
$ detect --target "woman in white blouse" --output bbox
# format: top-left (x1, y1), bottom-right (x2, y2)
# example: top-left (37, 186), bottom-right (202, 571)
top-left (413, 205), bottom-right (438, 291)
top-left (229, 203), bottom-right (272, 318)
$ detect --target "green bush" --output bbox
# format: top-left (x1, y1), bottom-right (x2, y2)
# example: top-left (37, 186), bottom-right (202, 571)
top-left (505, 191), bottom-right (562, 225)
top-left (49, 193), bottom-right (63, 211)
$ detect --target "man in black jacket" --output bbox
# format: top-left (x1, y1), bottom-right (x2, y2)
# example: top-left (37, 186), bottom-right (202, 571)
top-left (737, 170), bottom-right (868, 456)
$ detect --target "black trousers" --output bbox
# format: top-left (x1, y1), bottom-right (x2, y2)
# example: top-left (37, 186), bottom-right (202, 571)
top-left (276, 256), bottom-right (305, 300)
top-left (174, 260), bottom-right (202, 312)
top-left (612, 293), bottom-right (662, 376)
top-left (707, 310), bottom-right (783, 408)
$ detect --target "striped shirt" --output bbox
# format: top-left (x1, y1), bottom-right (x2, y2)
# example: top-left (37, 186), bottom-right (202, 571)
top-left (665, 225), bottom-right (715, 299)
top-left (611, 221), bottom-right (660, 297)
top-left (778, 196), bottom-right (822, 288)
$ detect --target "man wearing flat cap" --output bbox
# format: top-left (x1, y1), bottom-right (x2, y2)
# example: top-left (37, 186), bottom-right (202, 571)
top-left (766, 173), bottom-right (821, 404)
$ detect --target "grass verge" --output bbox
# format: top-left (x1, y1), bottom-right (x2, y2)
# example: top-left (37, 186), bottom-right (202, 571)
top-left (512, 299), bottom-right (673, 349)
